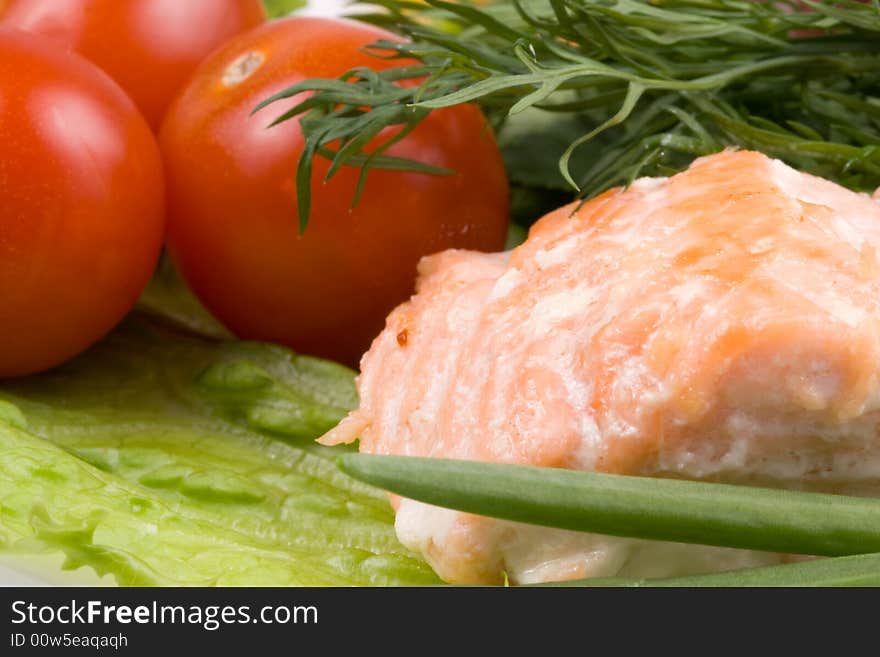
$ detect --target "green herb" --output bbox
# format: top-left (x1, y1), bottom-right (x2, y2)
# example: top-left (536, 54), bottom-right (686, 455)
top-left (543, 553), bottom-right (880, 587)
top-left (338, 454), bottom-right (880, 557)
top-left (505, 222), bottom-right (529, 249)
top-left (258, 0), bottom-right (880, 230)
top-left (261, 0), bottom-right (306, 19)
top-left (0, 318), bottom-right (439, 586)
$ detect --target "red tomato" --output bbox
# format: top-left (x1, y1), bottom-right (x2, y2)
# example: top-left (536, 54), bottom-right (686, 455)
top-left (0, 30), bottom-right (165, 378)
top-left (0, 0), bottom-right (266, 129)
top-left (160, 17), bottom-right (509, 367)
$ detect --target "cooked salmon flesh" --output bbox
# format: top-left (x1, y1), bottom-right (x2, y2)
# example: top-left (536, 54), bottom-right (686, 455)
top-left (321, 150), bottom-right (880, 584)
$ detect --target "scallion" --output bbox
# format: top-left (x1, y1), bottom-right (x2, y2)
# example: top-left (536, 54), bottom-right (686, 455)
top-left (338, 454), bottom-right (880, 558)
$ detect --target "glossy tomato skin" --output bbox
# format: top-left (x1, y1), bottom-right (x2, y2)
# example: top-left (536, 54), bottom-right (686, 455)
top-left (0, 30), bottom-right (165, 377)
top-left (0, 0), bottom-right (266, 129)
top-left (160, 17), bottom-right (509, 367)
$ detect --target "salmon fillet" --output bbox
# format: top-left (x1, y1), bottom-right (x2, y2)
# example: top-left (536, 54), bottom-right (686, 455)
top-left (321, 150), bottom-right (880, 584)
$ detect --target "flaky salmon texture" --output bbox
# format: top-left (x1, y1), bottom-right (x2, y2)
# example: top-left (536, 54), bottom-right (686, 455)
top-left (321, 150), bottom-right (880, 585)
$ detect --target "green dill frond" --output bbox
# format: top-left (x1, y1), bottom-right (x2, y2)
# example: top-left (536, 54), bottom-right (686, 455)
top-left (260, 0), bottom-right (880, 229)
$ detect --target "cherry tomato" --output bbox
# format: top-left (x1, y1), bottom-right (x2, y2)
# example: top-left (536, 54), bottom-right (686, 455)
top-left (0, 30), bottom-right (165, 377)
top-left (160, 17), bottom-right (509, 367)
top-left (0, 0), bottom-right (266, 129)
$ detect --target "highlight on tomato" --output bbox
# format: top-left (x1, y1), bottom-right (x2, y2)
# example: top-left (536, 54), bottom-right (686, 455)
top-left (159, 17), bottom-right (510, 367)
top-left (0, 0), bottom-right (267, 129)
top-left (0, 30), bottom-right (165, 378)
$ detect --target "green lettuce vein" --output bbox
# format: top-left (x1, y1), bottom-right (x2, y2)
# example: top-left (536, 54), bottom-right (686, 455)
top-left (0, 318), bottom-right (440, 586)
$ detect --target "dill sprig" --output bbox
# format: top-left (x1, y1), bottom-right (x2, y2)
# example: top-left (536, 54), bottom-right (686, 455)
top-left (256, 0), bottom-right (880, 229)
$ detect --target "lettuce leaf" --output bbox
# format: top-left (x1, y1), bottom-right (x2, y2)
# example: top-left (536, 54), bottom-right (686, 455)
top-left (136, 253), bottom-right (232, 340)
top-left (0, 318), bottom-right (440, 586)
